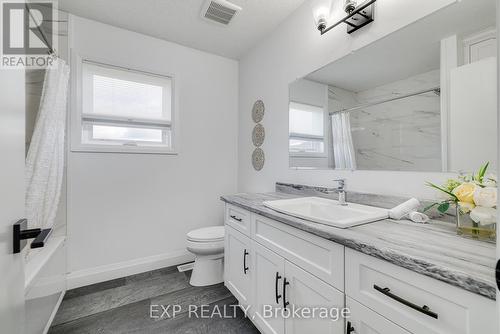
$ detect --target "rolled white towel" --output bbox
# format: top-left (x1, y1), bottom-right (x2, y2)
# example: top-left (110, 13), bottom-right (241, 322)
top-left (408, 211), bottom-right (430, 224)
top-left (389, 198), bottom-right (420, 220)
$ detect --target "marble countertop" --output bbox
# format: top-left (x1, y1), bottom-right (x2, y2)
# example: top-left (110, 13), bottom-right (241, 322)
top-left (221, 192), bottom-right (497, 300)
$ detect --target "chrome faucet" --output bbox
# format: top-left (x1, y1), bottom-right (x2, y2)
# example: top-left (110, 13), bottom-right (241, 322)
top-left (334, 179), bottom-right (347, 206)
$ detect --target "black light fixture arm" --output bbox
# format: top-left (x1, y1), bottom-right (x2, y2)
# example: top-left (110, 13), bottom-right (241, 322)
top-left (319, 0), bottom-right (377, 35)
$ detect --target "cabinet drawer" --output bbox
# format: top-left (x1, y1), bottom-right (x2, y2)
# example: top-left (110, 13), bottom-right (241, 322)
top-left (225, 204), bottom-right (251, 236)
top-left (252, 214), bottom-right (344, 291)
top-left (347, 297), bottom-right (410, 334)
top-left (345, 249), bottom-right (496, 334)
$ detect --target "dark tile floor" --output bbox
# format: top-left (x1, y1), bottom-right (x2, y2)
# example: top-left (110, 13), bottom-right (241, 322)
top-left (49, 266), bottom-right (260, 334)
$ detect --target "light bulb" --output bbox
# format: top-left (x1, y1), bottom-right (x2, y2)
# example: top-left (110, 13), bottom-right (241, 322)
top-left (313, 6), bottom-right (330, 31)
top-left (310, 0), bottom-right (332, 32)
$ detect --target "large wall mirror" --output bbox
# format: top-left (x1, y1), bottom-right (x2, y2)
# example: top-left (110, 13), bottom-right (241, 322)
top-left (289, 0), bottom-right (497, 173)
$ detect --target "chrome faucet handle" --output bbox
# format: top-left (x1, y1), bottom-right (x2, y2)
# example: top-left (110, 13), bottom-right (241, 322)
top-left (333, 179), bottom-right (348, 206)
top-left (333, 179), bottom-right (346, 189)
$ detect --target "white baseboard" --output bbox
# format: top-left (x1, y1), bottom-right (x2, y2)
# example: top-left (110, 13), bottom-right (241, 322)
top-left (66, 250), bottom-right (195, 290)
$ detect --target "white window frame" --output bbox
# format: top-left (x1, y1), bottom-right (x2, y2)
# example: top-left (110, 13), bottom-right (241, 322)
top-left (70, 53), bottom-right (179, 154)
top-left (288, 101), bottom-right (328, 158)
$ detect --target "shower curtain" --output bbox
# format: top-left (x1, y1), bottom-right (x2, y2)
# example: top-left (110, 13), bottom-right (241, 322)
top-left (26, 58), bottom-right (70, 229)
top-left (331, 112), bottom-right (357, 170)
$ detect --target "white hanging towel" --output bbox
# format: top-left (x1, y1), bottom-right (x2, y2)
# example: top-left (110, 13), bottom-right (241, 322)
top-left (26, 58), bottom-right (70, 229)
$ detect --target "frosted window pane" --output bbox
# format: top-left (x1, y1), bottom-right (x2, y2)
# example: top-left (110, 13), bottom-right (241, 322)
top-left (92, 75), bottom-right (168, 120)
top-left (289, 139), bottom-right (325, 154)
top-left (79, 61), bottom-right (176, 152)
top-left (92, 125), bottom-right (163, 143)
top-left (289, 102), bottom-right (324, 136)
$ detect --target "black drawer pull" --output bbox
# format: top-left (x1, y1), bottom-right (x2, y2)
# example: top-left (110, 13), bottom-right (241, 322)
top-left (495, 260), bottom-right (500, 290)
top-left (347, 321), bottom-right (355, 334)
top-left (230, 215), bottom-right (242, 222)
top-left (283, 277), bottom-right (290, 309)
top-left (373, 284), bottom-right (438, 319)
top-left (275, 272), bottom-right (282, 304)
top-left (243, 249), bottom-right (249, 274)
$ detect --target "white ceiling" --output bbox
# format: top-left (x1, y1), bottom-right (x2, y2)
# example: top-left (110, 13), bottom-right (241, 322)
top-left (306, 0), bottom-right (496, 91)
top-left (59, 0), bottom-right (307, 59)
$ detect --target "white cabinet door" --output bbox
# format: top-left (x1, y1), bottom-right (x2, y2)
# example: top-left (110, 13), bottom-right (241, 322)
top-left (252, 241), bottom-right (285, 334)
top-left (284, 261), bottom-right (345, 334)
top-left (346, 297), bottom-right (410, 334)
top-left (224, 226), bottom-right (252, 308)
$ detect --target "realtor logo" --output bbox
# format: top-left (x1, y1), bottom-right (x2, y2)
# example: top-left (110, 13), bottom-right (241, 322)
top-left (1, 0), bottom-right (57, 68)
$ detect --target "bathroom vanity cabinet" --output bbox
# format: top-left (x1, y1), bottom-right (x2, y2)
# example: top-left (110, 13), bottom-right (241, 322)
top-left (223, 203), bottom-right (497, 334)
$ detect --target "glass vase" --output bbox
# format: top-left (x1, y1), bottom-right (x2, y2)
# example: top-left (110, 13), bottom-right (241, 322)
top-left (456, 205), bottom-right (496, 242)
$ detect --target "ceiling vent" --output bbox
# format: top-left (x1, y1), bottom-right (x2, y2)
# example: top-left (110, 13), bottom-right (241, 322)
top-left (201, 0), bottom-right (242, 26)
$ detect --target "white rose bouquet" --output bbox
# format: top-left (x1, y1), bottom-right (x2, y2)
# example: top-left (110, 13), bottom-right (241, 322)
top-left (426, 162), bottom-right (497, 227)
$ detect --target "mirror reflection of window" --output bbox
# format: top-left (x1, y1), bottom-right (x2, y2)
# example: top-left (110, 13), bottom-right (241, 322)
top-left (289, 102), bottom-right (325, 156)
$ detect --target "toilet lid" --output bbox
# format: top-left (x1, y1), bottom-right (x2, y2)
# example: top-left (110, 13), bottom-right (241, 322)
top-left (187, 226), bottom-right (225, 242)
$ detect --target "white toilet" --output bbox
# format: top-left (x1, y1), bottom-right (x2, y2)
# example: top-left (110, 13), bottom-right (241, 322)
top-left (186, 226), bottom-right (225, 286)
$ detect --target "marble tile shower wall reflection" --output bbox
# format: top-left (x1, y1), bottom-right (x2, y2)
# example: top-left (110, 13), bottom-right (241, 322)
top-left (329, 70), bottom-right (441, 171)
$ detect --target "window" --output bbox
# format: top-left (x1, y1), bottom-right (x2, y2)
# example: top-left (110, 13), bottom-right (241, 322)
top-left (289, 101), bottom-right (326, 156)
top-left (72, 59), bottom-right (176, 154)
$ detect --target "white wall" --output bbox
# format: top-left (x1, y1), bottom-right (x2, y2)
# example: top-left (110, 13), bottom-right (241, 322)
top-left (238, 0), bottom-right (458, 198)
top-left (67, 16), bottom-right (238, 287)
top-left (289, 78), bottom-right (327, 106)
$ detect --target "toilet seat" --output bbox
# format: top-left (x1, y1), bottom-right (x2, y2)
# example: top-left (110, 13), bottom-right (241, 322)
top-left (186, 226), bottom-right (225, 243)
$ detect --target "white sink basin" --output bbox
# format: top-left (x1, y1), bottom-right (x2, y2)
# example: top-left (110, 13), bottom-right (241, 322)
top-left (263, 197), bottom-right (389, 228)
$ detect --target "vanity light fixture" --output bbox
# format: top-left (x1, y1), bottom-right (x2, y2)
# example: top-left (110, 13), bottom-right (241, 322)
top-left (314, 0), bottom-right (376, 35)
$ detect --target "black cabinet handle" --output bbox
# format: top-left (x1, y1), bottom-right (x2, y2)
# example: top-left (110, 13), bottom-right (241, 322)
top-left (283, 277), bottom-right (290, 309)
top-left (495, 260), bottom-right (500, 290)
top-left (243, 249), bottom-right (249, 274)
top-left (230, 215), bottom-right (242, 222)
top-left (275, 272), bottom-right (282, 304)
top-left (373, 284), bottom-right (438, 319)
top-left (347, 321), bottom-right (355, 334)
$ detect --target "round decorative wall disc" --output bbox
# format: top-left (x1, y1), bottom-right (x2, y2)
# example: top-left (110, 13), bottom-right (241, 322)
top-left (252, 148), bottom-right (265, 171)
top-left (252, 124), bottom-right (265, 147)
top-left (252, 100), bottom-right (265, 123)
